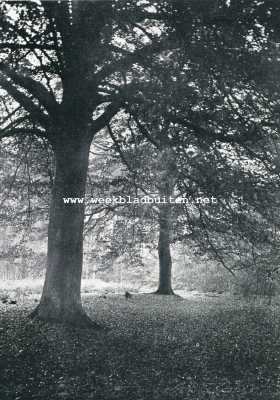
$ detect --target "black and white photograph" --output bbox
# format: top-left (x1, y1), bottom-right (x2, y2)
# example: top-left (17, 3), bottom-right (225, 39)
top-left (0, 0), bottom-right (280, 399)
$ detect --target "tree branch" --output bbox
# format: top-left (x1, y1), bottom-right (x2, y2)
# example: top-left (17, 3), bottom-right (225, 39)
top-left (0, 43), bottom-right (55, 50)
top-left (167, 113), bottom-right (261, 145)
top-left (127, 107), bottom-right (160, 149)
top-left (0, 105), bottom-right (21, 126)
top-left (91, 101), bottom-right (122, 136)
top-left (96, 38), bottom-right (174, 82)
top-left (0, 63), bottom-right (58, 116)
top-left (0, 76), bottom-right (50, 129)
top-left (0, 127), bottom-right (46, 140)
top-left (107, 123), bottom-right (132, 172)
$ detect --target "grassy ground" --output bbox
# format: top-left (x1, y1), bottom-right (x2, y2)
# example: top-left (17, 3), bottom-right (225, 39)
top-left (0, 293), bottom-right (279, 400)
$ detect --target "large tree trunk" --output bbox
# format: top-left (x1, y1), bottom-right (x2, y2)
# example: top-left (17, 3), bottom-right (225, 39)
top-left (31, 136), bottom-right (97, 327)
top-left (155, 202), bottom-right (174, 295)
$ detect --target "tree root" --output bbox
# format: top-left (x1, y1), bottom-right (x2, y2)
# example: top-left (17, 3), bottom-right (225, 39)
top-left (154, 288), bottom-right (175, 295)
top-left (29, 305), bottom-right (102, 329)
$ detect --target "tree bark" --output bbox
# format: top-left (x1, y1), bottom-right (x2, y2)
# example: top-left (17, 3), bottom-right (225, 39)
top-left (31, 136), bottom-right (98, 327)
top-left (155, 202), bottom-right (174, 295)
top-left (154, 148), bottom-right (176, 295)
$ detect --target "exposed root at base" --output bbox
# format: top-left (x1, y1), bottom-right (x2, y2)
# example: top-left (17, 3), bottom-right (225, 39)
top-left (154, 289), bottom-right (175, 295)
top-left (29, 306), bottom-right (102, 329)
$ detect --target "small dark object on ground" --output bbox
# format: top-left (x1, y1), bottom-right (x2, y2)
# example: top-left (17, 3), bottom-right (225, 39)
top-left (125, 291), bottom-right (132, 299)
top-left (9, 300), bottom-right (17, 305)
top-left (1, 298), bottom-right (8, 304)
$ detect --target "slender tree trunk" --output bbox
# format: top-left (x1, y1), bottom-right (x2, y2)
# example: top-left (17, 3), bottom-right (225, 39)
top-left (154, 147), bottom-right (176, 295)
top-left (31, 136), bottom-right (97, 327)
top-left (155, 202), bottom-right (174, 295)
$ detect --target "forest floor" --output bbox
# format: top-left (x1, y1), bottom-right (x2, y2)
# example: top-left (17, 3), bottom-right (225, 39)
top-left (0, 290), bottom-right (279, 400)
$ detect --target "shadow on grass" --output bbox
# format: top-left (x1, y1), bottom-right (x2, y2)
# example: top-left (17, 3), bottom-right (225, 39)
top-left (0, 295), bottom-right (279, 400)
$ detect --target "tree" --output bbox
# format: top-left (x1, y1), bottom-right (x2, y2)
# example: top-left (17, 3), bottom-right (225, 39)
top-left (0, 0), bottom-right (198, 325)
top-left (1, 0), bottom-right (280, 325)
top-left (151, 148), bottom-right (175, 294)
top-left (116, 0), bottom-right (280, 292)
